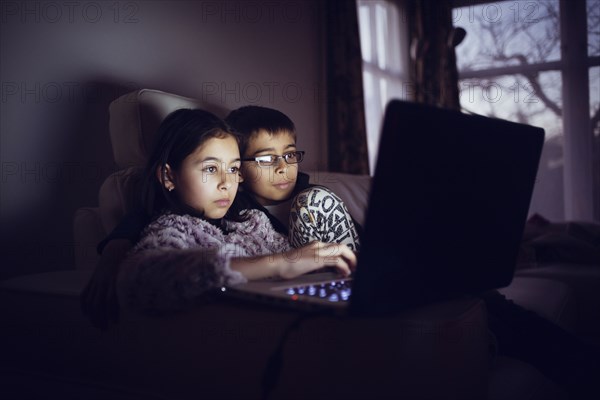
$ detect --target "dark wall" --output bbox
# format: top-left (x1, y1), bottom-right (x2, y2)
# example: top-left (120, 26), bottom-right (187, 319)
top-left (0, 0), bottom-right (327, 278)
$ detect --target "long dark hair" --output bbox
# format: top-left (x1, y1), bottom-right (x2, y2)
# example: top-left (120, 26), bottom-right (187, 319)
top-left (140, 108), bottom-right (246, 221)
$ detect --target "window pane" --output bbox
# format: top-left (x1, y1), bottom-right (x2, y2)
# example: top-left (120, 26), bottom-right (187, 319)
top-left (589, 0), bottom-right (600, 56)
top-left (379, 77), bottom-right (388, 110)
top-left (453, 0), bottom-right (560, 71)
top-left (591, 66), bottom-right (600, 125)
top-left (358, 5), bottom-right (372, 63)
top-left (458, 72), bottom-right (564, 220)
top-left (459, 72), bottom-right (562, 137)
top-left (363, 70), bottom-right (376, 121)
top-left (376, 3), bottom-right (388, 69)
top-left (362, 70), bottom-right (380, 171)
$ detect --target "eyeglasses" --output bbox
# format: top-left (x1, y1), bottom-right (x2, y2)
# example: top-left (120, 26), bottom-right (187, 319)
top-left (242, 151), bottom-right (305, 167)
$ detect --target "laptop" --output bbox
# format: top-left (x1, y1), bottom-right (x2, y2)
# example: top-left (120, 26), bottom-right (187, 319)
top-left (222, 99), bottom-right (545, 316)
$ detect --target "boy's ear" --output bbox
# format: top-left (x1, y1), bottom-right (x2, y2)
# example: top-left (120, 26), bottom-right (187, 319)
top-left (156, 164), bottom-right (176, 191)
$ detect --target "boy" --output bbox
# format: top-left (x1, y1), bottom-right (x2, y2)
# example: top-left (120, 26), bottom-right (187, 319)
top-left (225, 105), bottom-right (361, 251)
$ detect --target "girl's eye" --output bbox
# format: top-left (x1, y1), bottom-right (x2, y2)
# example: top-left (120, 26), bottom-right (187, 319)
top-left (228, 166), bottom-right (240, 174)
top-left (203, 166), bottom-right (218, 173)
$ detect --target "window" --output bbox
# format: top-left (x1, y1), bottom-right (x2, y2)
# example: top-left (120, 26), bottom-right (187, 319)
top-left (358, 0), bottom-right (409, 174)
top-left (453, 0), bottom-right (600, 221)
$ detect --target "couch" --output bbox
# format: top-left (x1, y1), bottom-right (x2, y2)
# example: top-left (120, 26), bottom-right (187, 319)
top-left (1, 89), bottom-right (598, 400)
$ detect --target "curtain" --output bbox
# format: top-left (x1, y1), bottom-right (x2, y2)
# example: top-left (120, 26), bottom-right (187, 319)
top-left (408, 0), bottom-right (461, 110)
top-left (325, 0), bottom-right (369, 175)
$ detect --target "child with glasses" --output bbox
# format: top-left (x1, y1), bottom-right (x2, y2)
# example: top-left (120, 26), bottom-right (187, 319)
top-left (225, 105), bottom-right (361, 252)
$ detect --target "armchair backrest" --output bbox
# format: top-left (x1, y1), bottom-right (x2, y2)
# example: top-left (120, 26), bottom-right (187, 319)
top-left (108, 89), bottom-right (216, 169)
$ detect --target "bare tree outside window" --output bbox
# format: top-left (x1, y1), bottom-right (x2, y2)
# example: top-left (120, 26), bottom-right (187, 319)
top-left (455, 0), bottom-right (561, 70)
top-left (453, 0), bottom-right (599, 221)
top-left (589, 0), bottom-right (600, 57)
top-left (454, 1), bottom-right (563, 135)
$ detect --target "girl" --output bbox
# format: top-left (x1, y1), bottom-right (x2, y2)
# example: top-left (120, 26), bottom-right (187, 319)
top-left (117, 109), bottom-right (356, 313)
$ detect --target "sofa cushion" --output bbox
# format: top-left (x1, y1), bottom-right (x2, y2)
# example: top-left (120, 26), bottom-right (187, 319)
top-left (498, 277), bottom-right (576, 332)
top-left (515, 264), bottom-right (600, 340)
top-left (521, 215), bottom-right (600, 265)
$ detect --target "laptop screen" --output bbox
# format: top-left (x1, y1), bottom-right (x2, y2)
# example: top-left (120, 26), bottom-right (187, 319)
top-left (349, 100), bottom-right (545, 315)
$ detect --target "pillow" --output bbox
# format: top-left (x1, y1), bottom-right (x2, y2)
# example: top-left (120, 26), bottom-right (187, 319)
top-left (519, 214), bottom-right (600, 266)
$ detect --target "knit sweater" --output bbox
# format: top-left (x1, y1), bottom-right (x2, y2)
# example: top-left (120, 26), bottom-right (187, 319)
top-left (118, 209), bottom-right (291, 313)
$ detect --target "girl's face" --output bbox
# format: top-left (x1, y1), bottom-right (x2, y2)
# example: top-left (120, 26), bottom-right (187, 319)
top-left (168, 136), bottom-right (242, 219)
top-left (240, 130), bottom-right (299, 206)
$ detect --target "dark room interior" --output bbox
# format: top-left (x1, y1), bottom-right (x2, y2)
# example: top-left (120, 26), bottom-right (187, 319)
top-left (1, 0), bottom-right (599, 399)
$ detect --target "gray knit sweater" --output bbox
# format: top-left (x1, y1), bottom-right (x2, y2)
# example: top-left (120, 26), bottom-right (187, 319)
top-left (118, 209), bottom-right (291, 313)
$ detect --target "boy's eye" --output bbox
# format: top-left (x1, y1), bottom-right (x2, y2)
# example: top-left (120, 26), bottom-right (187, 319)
top-left (255, 155), bottom-right (277, 164)
top-left (283, 152), bottom-right (297, 162)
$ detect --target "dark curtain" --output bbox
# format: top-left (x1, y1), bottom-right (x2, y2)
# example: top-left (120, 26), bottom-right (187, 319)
top-left (325, 0), bottom-right (369, 174)
top-left (408, 0), bottom-right (461, 110)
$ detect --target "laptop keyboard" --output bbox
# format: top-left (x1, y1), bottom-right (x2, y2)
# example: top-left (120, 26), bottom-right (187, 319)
top-left (282, 280), bottom-right (352, 303)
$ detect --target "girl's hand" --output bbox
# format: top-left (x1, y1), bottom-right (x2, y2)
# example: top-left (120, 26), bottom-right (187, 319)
top-left (230, 242), bottom-right (357, 281)
top-left (277, 241), bottom-right (357, 279)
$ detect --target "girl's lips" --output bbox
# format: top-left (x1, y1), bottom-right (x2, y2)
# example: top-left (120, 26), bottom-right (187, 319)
top-left (215, 199), bottom-right (231, 207)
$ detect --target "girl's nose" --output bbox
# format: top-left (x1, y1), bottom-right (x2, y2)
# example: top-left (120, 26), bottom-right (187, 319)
top-left (219, 169), bottom-right (234, 190)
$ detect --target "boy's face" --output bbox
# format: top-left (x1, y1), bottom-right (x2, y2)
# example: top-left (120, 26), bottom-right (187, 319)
top-left (241, 129), bottom-right (298, 206)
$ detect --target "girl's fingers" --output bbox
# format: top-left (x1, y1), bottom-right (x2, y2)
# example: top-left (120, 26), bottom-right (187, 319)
top-left (286, 241), bottom-right (358, 278)
top-left (322, 243), bottom-right (357, 270)
top-left (332, 259), bottom-right (352, 277)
